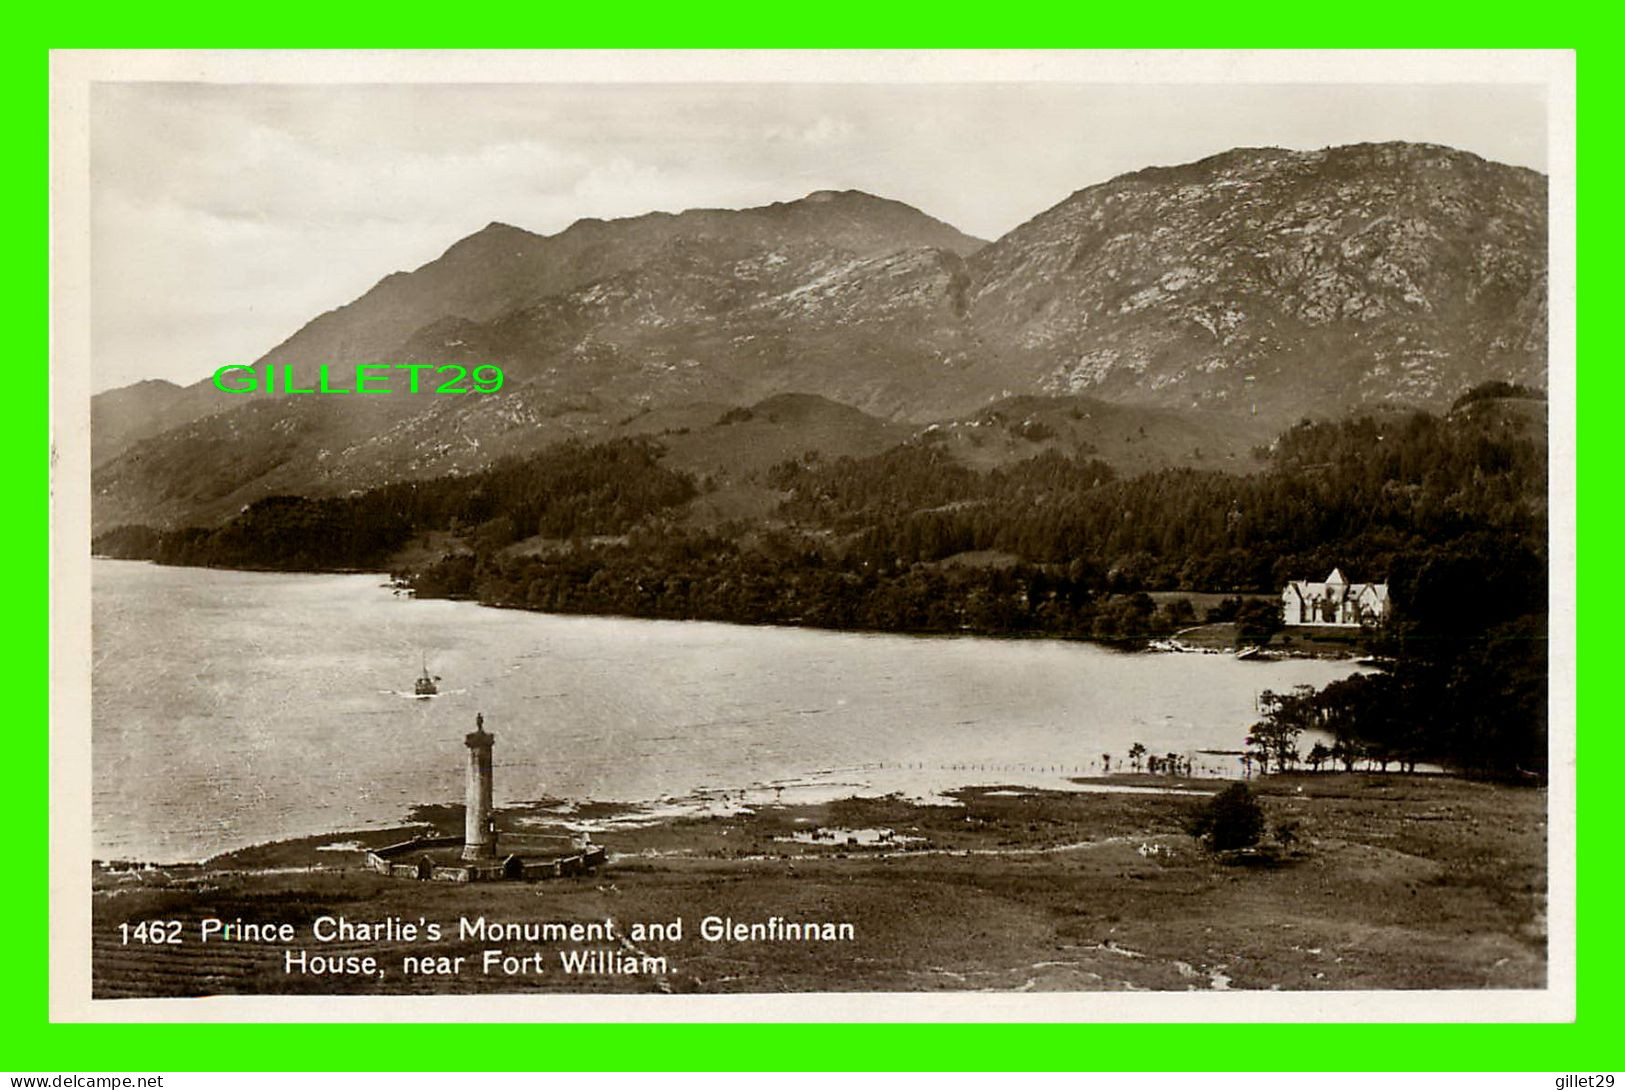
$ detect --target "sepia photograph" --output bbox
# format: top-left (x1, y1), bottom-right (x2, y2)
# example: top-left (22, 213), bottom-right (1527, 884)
top-left (50, 49), bottom-right (1574, 1021)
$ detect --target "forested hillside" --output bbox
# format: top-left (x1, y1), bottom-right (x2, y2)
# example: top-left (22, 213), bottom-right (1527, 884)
top-left (96, 392), bottom-right (1544, 605)
top-left (96, 438), bottom-right (696, 571)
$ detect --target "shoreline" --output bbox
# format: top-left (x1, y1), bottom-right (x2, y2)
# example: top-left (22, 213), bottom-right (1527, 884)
top-left (95, 745), bottom-right (1446, 872)
top-left (90, 774), bottom-right (1547, 996)
top-left (94, 773), bottom-right (1234, 871)
top-left (93, 556), bottom-right (1371, 661)
top-left (92, 766), bottom-right (1455, 873)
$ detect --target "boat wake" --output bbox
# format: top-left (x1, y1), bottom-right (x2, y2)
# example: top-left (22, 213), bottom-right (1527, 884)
top-left (378, 688), bottom-right (469, 700)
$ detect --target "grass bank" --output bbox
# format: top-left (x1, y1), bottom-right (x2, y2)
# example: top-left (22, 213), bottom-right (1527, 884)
top-left (92, 774), bottom-right (1544, 997)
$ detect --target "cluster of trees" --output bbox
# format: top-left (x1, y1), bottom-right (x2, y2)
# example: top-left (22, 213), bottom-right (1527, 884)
top-left (122, 494), bottom-right (414, 571)
top-left (413, 524), bottom-right (1196, 643)
top-left (772, 407), bottom-right (1544, 593)
top-left (1126, 743), bottom-right (1193, 776)
top-left (767, 444), bottom-right (1054, 532)
top-left (1244, 598), bottom-right (1546, 781)
top-left (100, 401), bottom-right (1542, 609)
top-left (1232, 512), bottom-right (1548, 780)
top-left (93, 439), bottom-right (697, 571)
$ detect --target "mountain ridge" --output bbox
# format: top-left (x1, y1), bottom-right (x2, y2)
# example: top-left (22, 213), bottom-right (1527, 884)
top-left (91, 142), bottom-right (1547, 532)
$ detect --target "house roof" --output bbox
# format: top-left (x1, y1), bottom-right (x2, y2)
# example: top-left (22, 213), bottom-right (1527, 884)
top-left (1283, 573), bottom-right (1389, 603)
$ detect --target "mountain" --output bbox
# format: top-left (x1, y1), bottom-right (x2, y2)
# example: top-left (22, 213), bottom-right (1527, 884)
top-left (90, 192), bottom-right (987, 530)
top-left (379, 142), bottom-right (1545, 429)
top-left (252, 189), bottom-right (984, 381)
top-left (90, 144), bottom-right (1547, 532)
top-left (90, 189), bottom-right (984, 470)
top-left (964, 142), bottom-right (1547, 418)
top-left (90, 379), bottom-right (243, 465)
top-left (395, 238), bottom-right (982, 419)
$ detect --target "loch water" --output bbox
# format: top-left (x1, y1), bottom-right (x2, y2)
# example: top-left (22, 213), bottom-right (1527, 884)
top-left (91, 559), bottom-right (1365, 862)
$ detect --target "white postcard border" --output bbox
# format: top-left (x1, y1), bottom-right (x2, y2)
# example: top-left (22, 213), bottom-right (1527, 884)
top-left (49, 47), bottom-right (1578, 1025)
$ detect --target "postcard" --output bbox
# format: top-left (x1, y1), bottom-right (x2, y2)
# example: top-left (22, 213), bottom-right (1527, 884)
top-left (49, 48), bottom-right (1576, 1022)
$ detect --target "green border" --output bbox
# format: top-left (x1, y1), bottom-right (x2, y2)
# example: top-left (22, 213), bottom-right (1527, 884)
top-left (21, 15), bottom-right (1605, 1073)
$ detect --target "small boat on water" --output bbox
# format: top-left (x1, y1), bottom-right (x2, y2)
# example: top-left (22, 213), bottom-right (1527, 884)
top-left (414, 654), bottom-right (440, 698)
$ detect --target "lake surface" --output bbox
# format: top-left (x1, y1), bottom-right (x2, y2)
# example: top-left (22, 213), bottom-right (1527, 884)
top-left (91, 560), bottom-right (1365, 862)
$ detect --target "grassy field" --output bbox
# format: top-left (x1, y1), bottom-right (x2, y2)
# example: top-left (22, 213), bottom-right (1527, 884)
top-left (91, 775), bottom-right (1545, 997)
top-left (1169, 620), bottom-right (1372, 658)
top-left (1271, 625), bottom-right (1373, 656)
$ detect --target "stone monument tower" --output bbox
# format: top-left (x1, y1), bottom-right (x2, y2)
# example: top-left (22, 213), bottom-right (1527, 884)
top-left (462, 712), bottom-right (496, 861)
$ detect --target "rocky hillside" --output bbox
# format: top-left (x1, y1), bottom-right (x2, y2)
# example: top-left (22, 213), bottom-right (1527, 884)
top-left (91, 143), bottom-right (1547, 531)
top-left (91, 190), bottom-right (984, 470)
top-left (965, 142), bottom-right (1547, 418)
top-left (257, 189), bottom-right (984, 383)
top-left (396, 238), bottom-right (982, 420)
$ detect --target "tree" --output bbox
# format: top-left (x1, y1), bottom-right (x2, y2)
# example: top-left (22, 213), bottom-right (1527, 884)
top-left (1235, 598), bottom-right (1284, 647)
top-left (1315, 671), bottom-right (1432, 774)
top-left (1330, 735), bottom-right (1363, 772)
top-left (1185, 783), bottom-right (1266, 852)
top-left (1245, 729), bottom-right (1271, 776)
top-left (1246, 686), bottom-right (1315, 772)
top-left (1128, 743), bottom-right (1147, 773)
top-left (1091, 592), bottom-right (1156, 646)
top-left (1305, 741), bottom-right (1331, 772)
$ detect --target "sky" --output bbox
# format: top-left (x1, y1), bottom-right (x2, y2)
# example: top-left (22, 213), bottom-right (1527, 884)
top-left (89, 79), bottom-right (1548, 392)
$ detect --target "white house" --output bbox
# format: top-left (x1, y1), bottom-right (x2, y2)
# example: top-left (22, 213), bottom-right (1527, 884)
top-left (1281, 568), bottom-right (1389, 627)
